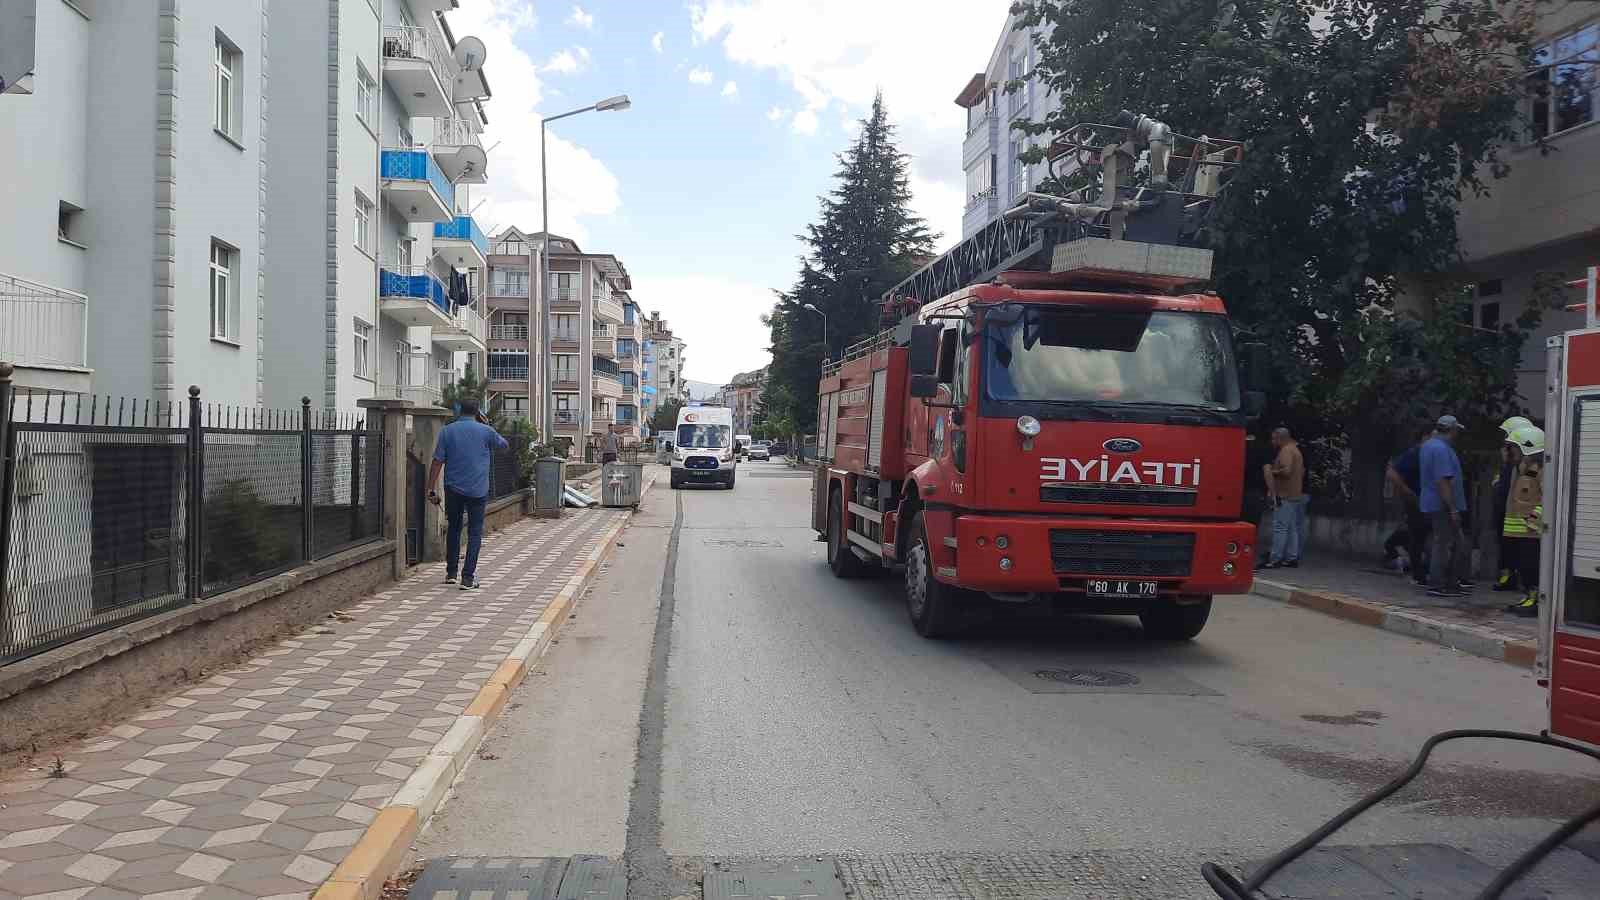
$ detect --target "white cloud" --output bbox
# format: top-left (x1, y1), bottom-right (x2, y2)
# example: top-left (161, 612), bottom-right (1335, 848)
top-left (689, 0), bottom-right (1012, 243)
top-left (628, 274), bottom-right (773, 384)
top-left (790, 109), bottom-right (818, 135)
top-left (566, 4), bottom-right (594, 29)
top-left (451, 0), bottom-right (620, 245)
top-left (542, 49), bottom-right (582, 74)
top-left (577, 46), bottom-right (591, 63)
top-left (766, 105), bottom-right (788, 122)
top-left (721, 80), bottom-right (738, 97)
top-left (651, 31), bottom-right (664, 53)
top-left (687, 66), bottom-right (714, 85)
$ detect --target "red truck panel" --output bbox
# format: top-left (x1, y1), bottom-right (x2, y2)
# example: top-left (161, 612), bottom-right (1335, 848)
top-left (823, 347), bottom-right (910, 481)
top-left (1551, 630), bottom-right (1600, 747)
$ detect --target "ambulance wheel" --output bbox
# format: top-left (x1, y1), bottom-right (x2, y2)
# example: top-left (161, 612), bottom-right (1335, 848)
top-left (670, 471), bottom-right (683, 489)
top-left (1140, 597), bottom-right (1212, 641)
top-left (905, 511), bottom-right (962, 638)
top-left (724, 471), bottom-right (736, 490)
top-left (828, 488), bottom-right (867, 578)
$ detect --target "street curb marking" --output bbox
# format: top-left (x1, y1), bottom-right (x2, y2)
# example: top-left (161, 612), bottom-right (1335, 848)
top-left (312, 473), bottom-right (653, 900)
top-left (1249, 577), bottom-right (1536, 669)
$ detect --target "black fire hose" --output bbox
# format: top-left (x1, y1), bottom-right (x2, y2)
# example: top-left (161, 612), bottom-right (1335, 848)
top-left (1201, 729), bottom-right (1600, 900)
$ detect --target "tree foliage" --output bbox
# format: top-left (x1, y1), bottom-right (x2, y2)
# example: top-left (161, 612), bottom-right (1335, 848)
top-left (761, 93), bottom-right (937, 432)
top-left (1012, 0), bottom-right (1558, 498)
top-left (650, 397), bottom-right (685, 434)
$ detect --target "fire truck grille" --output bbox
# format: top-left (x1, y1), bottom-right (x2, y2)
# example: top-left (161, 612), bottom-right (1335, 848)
top-left (1049, 530), bottom-right (1195, 577)
top-left (1040, 484), bottom-right (1197, 507)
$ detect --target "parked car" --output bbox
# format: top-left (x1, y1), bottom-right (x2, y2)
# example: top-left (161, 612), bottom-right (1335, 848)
top-left (769, 441), bottom-right (789, 457)
top-left (748, 441), bottom-right (770, 460)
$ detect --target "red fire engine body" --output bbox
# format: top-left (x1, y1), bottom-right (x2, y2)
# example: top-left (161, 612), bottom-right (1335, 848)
top-left (812, 113), bottom-right (1258, 639)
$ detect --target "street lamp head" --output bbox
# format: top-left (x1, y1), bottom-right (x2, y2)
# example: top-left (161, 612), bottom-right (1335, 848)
top-left (803, 303), bottom-right (820, 313)
top-left (595, 94), bottom-right (631, 112)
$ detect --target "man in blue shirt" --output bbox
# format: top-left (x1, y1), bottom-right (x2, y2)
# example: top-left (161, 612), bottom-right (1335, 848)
top-left (1383, 428), bottom-right (1431, 583)
top-left (427, 398), bottom-right (510, 590)
top-left (1419, 414), bottom-right (1468, 597)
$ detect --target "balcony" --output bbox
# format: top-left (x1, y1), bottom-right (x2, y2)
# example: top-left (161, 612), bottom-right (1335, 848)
top-left (487, 364), bottom-right (529, 383)
top-left (552, 376), bottom-right (580, 393)
top-left (592, 373), bottom-right (622, 399)
top-left (433, 303), bottom-right (486, 352)
top-left (433, 215), bottom-right (488, 272)
top-left (489, 324), bottom-right (528, 342)
top-left (592, 326), bottom-right (615, 358)
top-left (553, 410), bottom-right (582, 432)
top-left (433, 116), bottom-right (488, 184)
top-left (379, 265), bottom-right (452, 327)
top-left (962, 107), bottom-right (997, 169)
top-left (550, 331), bottom-right (580, 353)
top-left (379, 381), bottom-right (443, 408)
top-left (594, 295), bottom-right (624, 323)
top-left (616, 321), bottom-right (638, 339)
top-left (381, 25), bottom-right (452, 118)
top-left (0, 273), bottom-right (92, 394)
top-left (590, 411), bottom-right (614, 433)
top-left (622, 380), bottom-right (637, 396)
top-left (550, 290), bottom-right (581, 313)
top-left (381, 149), bottom-right (454, 223)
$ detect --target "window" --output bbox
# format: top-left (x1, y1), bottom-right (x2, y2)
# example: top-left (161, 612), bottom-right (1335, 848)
top-left (58, 201), bottom-right (85, 246)
top-left (501, 396), bottom-right (529, 417)
top-left (552, 314), bottom-right (577, 340)
top-left (1479, 302), bottom-right (1502, 330)
top-left (353, 318), bottom-right (373, 378)
top-left (965, 159), bottom-right (993, 208)
top-left (1008, 43), bottom-right (1028, 118)
top-left (492, 268), bottom-right (529, 296)
top-left (356, 63), bottom-right (376, 129)
top-left (553, 273), bottom-right (575, 301)
top-left (1009, 140), bottom-right (1026, 201)
top-left (494, 238), bottom-right (526, 255)
top-left (555, 395), bottom-right (572, 411)
top-left (397, 238), bottom-right (413, 270)
top-left (1478, 278), bottom-right (1504, 297)
top-left (354, 190), bottom-right (373, 255)
top-left (554, 354), bottom-right (578, 380)
top-left (209, 241), bottom-right (237, 342)
top-left (397, 119), bottom-right (414, 149)
top-left (1528, 24), bottom-right (1600, 139)
top-left (214, 33), bottom-right (242, 139)
top-left (590, 272), bottom-right (606, 301)
top-left (624, 303), bottom-right (636, 324)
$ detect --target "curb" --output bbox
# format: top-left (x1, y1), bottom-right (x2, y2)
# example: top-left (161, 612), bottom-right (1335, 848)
top-left (313, 480), bottom-right (650, 900)
top-left (1250, 578), bottom-right (1537, 669)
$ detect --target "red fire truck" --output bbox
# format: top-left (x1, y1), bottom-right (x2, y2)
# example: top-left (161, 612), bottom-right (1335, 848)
top-left (812, 112), bottom-right (1262, 639)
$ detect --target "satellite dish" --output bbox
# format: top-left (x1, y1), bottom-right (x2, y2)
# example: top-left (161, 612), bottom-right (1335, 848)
top-left (453, 36), bottom-right (486, 72)
top-left (449, 145), bottom-right (488, 183)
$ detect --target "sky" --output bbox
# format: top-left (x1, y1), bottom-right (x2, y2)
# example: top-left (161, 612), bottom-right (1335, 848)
top-left (452, 0), bottom-right (1013, 386)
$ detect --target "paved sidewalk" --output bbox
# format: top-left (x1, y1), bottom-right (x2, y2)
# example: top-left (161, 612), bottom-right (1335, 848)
top-left (1250, 554), bottom-right (1539, 667)
top-left (0, 507), bottom-right (627, 900)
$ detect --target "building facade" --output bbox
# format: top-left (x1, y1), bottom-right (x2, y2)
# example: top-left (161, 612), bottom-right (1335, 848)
top-left (639, 310), bottom-right (688, 431)
top-left (485, 230), bottom-right (634, 451)
top-left (712, 367), bottom-right (766, 435)
top-left (953, 10), bottom-right (1059, 240)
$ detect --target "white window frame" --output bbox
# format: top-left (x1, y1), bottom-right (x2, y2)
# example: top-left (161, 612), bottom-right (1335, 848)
top-left (354, 189), bottom-right (373, 255)
top-left (209, 240), bottom-right (238, 343)
top-left (553, 272), bottom-right (575, 301)
top-left (214, 33), bottom-right (241, 140)
top-left (1528, 23), bottom-right (1600, 140)
top-left (356, 63), bottom-right (377, 130)
top-left (353, 318), bottom-right (373, 378)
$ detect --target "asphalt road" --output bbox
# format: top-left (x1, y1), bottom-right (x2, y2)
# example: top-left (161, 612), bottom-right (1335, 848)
top-left (417, 460), bottom-right (1600, 899)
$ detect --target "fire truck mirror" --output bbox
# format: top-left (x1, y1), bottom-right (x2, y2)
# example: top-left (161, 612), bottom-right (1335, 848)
top-left (908, 324), bottom-right (942, 375)
top-left (909, 373), bottom-right (940, 399)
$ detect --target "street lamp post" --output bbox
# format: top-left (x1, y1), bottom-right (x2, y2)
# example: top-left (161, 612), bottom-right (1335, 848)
top-left (802, 303), bottom-right (828, 361)
top-left (538, 94), bottom-right (631, 445)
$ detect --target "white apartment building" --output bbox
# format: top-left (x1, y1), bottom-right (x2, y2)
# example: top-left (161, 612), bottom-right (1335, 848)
top-left (1, 0), bottom-right (269, 404)
top-left (485, 230), bottom-right (636, 451)
top-left (264, 0), bottom-right (491, 413)
top-left (640, 309), bottom-right (688, 432)
top-left (954, 10), bottom-right (1059, 240)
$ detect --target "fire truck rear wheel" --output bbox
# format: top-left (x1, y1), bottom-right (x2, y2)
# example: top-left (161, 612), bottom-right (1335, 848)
top-left (905, 511), bottom-right (962, 638)
top-left (1139, 597), bottom-right (1212, 641)
top-left (827, 488), bottom-right (867, 578)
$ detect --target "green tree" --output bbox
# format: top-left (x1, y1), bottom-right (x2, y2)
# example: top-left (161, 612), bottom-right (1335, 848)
top-left (764, 92), bottom-right (937, 430)
top-left (650, 397), bottom-right (685, 435)
top-left (1012, 0), bottom-right (1556, 499)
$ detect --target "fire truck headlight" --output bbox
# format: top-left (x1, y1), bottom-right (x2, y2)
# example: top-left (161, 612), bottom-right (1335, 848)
top-left (1017, 416), bottom-right (1042, 437)
top-left (1222, 561), bottom-right (1236, 576)
top-left (999, 557), bottom-right (1013, 571)
top-left (1226, 542), bottom-right (1239, 556)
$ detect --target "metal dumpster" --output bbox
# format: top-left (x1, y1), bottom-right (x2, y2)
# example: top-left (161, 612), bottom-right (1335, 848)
top-left (601, 461), bottom-right (645, 507)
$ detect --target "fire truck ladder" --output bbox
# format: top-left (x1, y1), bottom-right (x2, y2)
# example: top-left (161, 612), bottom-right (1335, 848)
top-left (879, 111), bottom-right (1243, 325)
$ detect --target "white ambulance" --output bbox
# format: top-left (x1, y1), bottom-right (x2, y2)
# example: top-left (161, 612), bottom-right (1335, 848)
top-left (671, 406), bottom-right (738, 489)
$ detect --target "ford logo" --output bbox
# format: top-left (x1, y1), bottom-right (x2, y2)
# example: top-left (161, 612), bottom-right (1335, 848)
top-left (1103, 438), bottom-right (1142, 454)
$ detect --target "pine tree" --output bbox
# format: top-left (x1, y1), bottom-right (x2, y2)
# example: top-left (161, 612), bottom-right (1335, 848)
top-left (763, 93), bottom-right (936, 431)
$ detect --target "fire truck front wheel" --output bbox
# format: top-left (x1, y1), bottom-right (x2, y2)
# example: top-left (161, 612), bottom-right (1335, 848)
top-left (1139, 597), bottom-right (1212, 641)
top-left (905, 511), bottom-right (965, 639)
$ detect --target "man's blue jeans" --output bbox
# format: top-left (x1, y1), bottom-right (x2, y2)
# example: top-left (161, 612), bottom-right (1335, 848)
top-left (445, 489), bottom-right (488, 581)
top-left (1269, 496), bottom-right (1309, 563)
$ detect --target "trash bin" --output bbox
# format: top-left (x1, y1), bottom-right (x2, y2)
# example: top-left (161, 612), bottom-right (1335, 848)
top-left (601, 461), bottom-right (644, 507)
top-left (533, 456), bottom-right (565, 519)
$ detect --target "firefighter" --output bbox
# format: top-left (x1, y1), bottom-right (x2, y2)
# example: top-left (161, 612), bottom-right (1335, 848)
top-left (1494, 415), bottom-right (1535, 591)
top-left (1502, 424), bottom-right (1546, 617)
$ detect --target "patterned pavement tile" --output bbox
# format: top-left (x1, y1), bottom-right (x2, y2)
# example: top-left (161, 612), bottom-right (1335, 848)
top-left (0, 509), bottom-right (625, 899)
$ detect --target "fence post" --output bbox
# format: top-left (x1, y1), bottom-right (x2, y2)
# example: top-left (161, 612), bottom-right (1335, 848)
top-left (301, 397), bottom-right (313, 563)
top-left (0, 363), bottom-right (14, 638)
top-left (350, 429), bottom-right (362, 542)
top-left (186, 386), bottom-right (203, 600)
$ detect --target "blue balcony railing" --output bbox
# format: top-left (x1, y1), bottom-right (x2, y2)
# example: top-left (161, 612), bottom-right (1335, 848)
top-left (379, 266), bottom-right (449, 312)
top-left (381, 149), bottom-right (455, 209)
top-left (433, 215), bottom-right (489, 257)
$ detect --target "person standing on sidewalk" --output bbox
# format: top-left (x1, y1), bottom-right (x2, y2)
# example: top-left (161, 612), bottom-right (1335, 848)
top-left (1493, 415), bottom-right (1534, 592)
top-left (1421, 415), bottom-right (1470, 598)
top-left (1384, 428), bottom-right (1431, 584)
top-left (1502, 425), bottom-right (1546, 617)
top-left (1261, 427), bottom-right (1307, 569)
top-left (602, 428), bottom-right (620, 464)
top-left (427, 398), bottom-right (510, 590)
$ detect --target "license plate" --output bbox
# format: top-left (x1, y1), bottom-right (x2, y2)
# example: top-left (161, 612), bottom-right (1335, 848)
top-left (1085, 579), bottom-right (1159, 599)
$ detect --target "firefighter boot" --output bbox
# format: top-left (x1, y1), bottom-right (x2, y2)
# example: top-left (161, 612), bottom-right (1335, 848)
top-left (1508, 590), bottom-right (1539, 617)
top-left (1493, 569), bottom-right (1517, 592)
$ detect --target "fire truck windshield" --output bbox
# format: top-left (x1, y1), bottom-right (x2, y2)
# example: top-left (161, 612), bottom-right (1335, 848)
top-left (982, 305), bottom-right (1239, 412)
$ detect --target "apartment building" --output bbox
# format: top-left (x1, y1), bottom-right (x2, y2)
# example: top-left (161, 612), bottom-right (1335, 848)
top-left (640, 310), bottom-right (688, 429)
top-left (1, 0), bottom-right (269, 403)
top-left (485, 230), bottom-right (633, 450)
top-left (1451, 6), bottom-right (1600, 408)
top-left (953, 9), bottom-right (1059, 240)
top-left (714, 367), bottom-right (766, 435)
top-left (611, 291), bottom-right (645, 442)
top-left (264, 0), bottom-right (491, 413)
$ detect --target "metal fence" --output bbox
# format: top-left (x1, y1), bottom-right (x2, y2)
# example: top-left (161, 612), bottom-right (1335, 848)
top-left (1, 388), bottom-right (383, 666)
top-left (488, 432), bottom-right (526, 501)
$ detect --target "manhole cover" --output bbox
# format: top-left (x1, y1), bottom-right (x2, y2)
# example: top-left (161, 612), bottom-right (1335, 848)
top-left (1034, 667), bottom-right (1140, 687)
